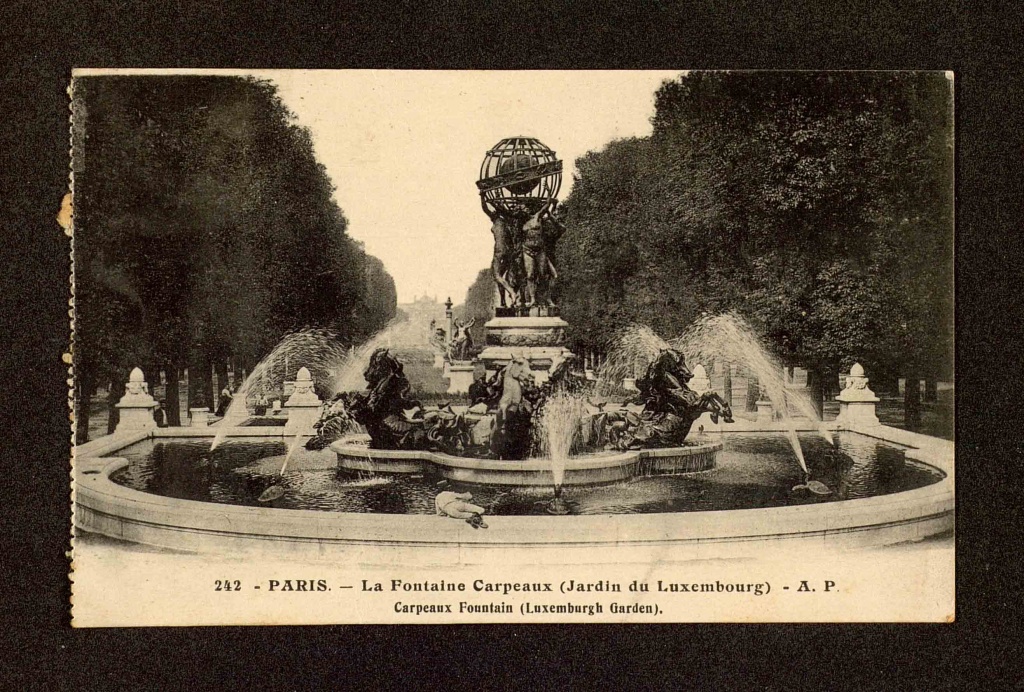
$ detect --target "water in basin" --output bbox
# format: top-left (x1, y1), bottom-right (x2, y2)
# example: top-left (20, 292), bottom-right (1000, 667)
top-left (108, 433), bottom-right (942, 516)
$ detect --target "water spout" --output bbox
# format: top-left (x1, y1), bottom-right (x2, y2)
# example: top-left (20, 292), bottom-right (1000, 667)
top-left (597, 314), bottom-right (831, 475)
top-left (671, 313), bottom-right (833, 473)
top-left (209, 328), bottom-right (352, 452)
top-left (539, 389), bottom-right (588, 493)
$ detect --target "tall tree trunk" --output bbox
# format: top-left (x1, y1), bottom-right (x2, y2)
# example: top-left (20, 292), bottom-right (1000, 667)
top-left (204, 352), bottom-right (216, 413)
top-left (807, 369), bottom-right (824, 419)
top-left (904, 377), bottom-right (922, 429)
top-left (721, 364), bottom-right (732, 407)
top-left (144, 363), bottom-right (161, 403)
top-left (215, 359), bottom-right (229, 395)
top-left (106, 373), bottom-right (125, 435)
top-left (165, 364), bottom-right (182, 426)
top-left (745, 376), bottom-right (759, 412)
top-left (188, 352), bottom-right (212, 411)
top-left (924, 378), bottom-right (938, 403)
top-left (823, 368), bottom-right (837, 403)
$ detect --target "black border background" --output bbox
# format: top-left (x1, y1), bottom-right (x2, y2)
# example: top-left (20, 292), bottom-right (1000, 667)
top-left (3, 2), bottom-right (1021, 688)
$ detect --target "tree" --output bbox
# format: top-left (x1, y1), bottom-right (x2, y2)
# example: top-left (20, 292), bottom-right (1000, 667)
top-left (452, 268), bottom-right (494, 348)
top-left (73, 75), bottom-right (397, 440)
top-left (559, 72), bottom-right (953, 424)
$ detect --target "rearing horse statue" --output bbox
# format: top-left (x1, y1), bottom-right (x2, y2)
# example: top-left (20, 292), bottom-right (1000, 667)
top-left (609, 348), bottom-right (734, 449)
top-left (489, 357), bottom-right (538, 459)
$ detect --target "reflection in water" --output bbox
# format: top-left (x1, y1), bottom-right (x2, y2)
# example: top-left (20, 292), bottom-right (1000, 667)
top-left (109, 434), bottom-right (942, 516)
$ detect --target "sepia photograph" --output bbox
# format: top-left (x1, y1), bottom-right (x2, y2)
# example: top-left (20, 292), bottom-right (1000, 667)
top-left (69, 69), bottom-right (954, 626)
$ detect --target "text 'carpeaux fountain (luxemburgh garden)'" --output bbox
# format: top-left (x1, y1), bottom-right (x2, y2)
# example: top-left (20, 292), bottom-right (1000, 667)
top-left (73, 137), bottom-right (954, 564)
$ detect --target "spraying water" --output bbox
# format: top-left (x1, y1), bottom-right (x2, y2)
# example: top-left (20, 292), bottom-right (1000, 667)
top-left (331, 318), bottom-right (430, 395)
top-left (257, 432), bottom-right (307, 503)
top-left (210, 317), bottom-right (434, 454)
top-left (671, 313), bottom-right (834, 445)
top-left (594, 325), bottom-right (670, 397)
top-left (596, 314), bottom-right (832, 477)
top-left (539, 389), bottom-right (590, 491)
top-left (209, 329), bottom-right (351, 452)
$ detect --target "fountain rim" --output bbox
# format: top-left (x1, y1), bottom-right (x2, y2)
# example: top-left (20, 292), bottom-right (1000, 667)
top-left (73, 422), bottom-right (953, 562)
top-left (330, 436), bottom-right (724, 486)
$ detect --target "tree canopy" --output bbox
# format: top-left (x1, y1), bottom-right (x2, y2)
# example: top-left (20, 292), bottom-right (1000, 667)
top-left (559, 71), bottom-right (953, 388)
top-left (73, 75), bottom-right (396, 437)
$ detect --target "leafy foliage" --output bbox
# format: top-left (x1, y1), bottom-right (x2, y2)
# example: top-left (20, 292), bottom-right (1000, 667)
top-left (73, 76), bottom-right (396, 438)
top-left (559, 72), bottom-right (953, 383)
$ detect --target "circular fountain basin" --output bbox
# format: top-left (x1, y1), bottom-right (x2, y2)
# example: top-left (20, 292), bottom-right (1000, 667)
top-left (331, 439), bottom-right (722, 486)
top-left (72, 423), bottom-right (954, 563)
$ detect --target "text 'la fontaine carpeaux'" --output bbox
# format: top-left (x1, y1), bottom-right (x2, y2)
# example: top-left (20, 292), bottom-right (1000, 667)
top-left (365, 579), bottom-right (556, 595)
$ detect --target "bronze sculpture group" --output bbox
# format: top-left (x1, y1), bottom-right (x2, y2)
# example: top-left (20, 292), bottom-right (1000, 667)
top-left (486, 203), bottom-right (566, 310)
top-left (305, 137), bottom-right (733, 460)
top-left (309, 347), bottom-right (733, 460)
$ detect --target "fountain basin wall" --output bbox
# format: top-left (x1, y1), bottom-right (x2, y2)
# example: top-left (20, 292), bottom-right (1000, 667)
top-left (331, 442), bottom-right (722, 486)
top-left (72, 421), bottom-right (954, 564)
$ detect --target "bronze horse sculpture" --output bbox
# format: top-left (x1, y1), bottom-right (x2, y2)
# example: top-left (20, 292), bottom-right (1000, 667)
top-left (343, 348), bottom-right (422, 449)
top-left (488, 357), bottom-right (541, 459)
top-left (601, 349), bottom-right (734, 450)
top-left (308, 348), bottom-right (472, 454)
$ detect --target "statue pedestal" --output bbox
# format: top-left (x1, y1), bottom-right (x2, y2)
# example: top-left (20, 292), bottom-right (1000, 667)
top-left (479, 315), bottom-right (574, 385)
top-left (836, 397), bottom-right (880, 426)
top-left (189, 407), bottom-right (211, 427)
top-left (115, 368), bottom-right (158, 434)
top-left (483, 315), bottom-right (568, 347)
top-left (835, 363), bottom-right (880, 427)
top-left (284, 367), bottom-right (322, 435)
top-left (285, 405), bottom-right (322, 435)
top-left (446, 361), bottom-right (475, 394)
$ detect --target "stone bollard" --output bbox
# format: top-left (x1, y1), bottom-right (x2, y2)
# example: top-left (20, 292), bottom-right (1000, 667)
top-left (189, 407), bottom-right (211, 427)
top-left (284, 366), bottom-right (323, 435)
top-left (835, 363), bottom-right (880, 427)
top-left (446, 361), bottom-right (476, 395)
top-left (690, 364), bottom-right (711, 395)
top-left (115, 367), bottom-right (159, 434)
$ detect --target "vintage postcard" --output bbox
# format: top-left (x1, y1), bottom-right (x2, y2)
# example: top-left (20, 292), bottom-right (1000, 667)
top-left (69, 69), bottom-right (954, 626)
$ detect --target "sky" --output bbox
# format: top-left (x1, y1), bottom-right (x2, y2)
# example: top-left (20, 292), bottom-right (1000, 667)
top-left (270, 70), bottom-right (683, 303)
top-left (79, 69), bottom-right (683, 303)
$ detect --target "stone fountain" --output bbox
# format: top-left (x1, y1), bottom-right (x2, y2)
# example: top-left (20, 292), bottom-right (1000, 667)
top-left (72, 136), bottom-right (954, 563)
top-left (311, 137), bottom-right (734, 506)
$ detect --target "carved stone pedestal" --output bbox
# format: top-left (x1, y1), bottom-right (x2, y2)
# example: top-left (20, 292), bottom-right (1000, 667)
top-left (756, 399), bottom-right (775, 423)
top-left (115, 367), bottom-right (158, 433)
top-left (446, 361), bottom-right (475, 394)
top-left (478, 315), bottom-right (574, 384)
top-left (835, 363), bottom-right (880, 427)
top-left (189, 408), bottom-right (211, 427)
top-left (284, 367), bottom-right (323, 435)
